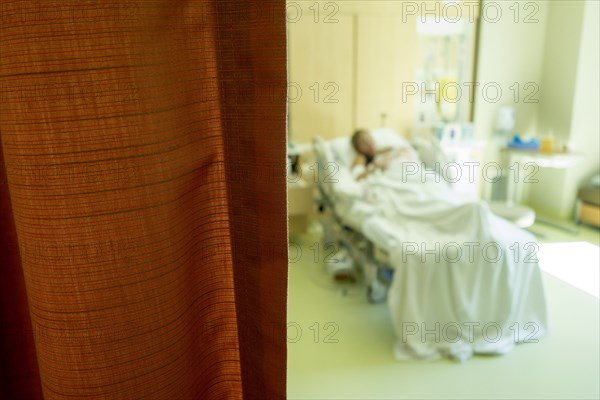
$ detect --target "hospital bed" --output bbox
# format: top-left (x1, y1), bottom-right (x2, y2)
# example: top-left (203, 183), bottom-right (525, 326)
top-left (312, 129), bottom-right (549, 361)
top-left (313, 128), bottom-right (448, 301)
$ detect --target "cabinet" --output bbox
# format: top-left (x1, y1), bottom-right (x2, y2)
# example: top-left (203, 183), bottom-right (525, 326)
top-left (288, 179), bottom-right (315, 234)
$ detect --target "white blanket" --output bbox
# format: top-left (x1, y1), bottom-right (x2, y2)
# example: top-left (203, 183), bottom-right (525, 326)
top-left (351, 162), bottom-right (549, 361)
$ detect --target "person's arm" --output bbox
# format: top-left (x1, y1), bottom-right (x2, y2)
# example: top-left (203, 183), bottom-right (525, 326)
top-left (354, 162), bottom-right (378, 181)
top-left (355, 169), bottom-right (372, 181)
top-left (351, 154), bottom-right (375, 181)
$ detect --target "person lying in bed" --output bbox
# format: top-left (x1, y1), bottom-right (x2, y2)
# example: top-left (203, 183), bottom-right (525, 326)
top-left (351, 129), bottom-right (417, 180)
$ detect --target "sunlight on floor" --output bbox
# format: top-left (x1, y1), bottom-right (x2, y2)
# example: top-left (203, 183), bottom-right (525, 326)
top-left (538, 242), bottom-right (599, 298)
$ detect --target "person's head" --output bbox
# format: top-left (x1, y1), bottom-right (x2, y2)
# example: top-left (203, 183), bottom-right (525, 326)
top-left (351, 129), bottom-right (376, 157)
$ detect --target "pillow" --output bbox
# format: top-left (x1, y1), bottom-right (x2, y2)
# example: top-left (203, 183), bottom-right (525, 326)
top-left (312, 136), bottom-right (334, 166)
top-left (325, 129), bottom-right (412, 171)
top-left (329, 137), bottom-right (357, 169)
top-left (370, 128), bottom-right (411, 150)
top-left (410, 134), bottom-right (448, 169)
top-left (311, 136), bottom-right (337, 197)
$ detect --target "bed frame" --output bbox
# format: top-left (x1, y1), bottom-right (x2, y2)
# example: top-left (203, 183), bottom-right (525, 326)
top-left (313, 141), bottom-right (391, 303)
top-left (311, 132), bottom-right (450, 303)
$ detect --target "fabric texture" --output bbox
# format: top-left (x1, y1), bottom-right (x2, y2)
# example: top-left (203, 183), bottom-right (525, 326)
top-left (0, 1), bottom-right (287, 399)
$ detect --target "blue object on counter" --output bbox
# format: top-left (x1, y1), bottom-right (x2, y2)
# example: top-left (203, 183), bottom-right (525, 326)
top-left (507, 135), bottom-right (540, 150)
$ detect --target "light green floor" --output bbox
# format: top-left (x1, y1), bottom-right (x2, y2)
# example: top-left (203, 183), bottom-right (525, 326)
top-left (287, 219), bottom-right (600, 400)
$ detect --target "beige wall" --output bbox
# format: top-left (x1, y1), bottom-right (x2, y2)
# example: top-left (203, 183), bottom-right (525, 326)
top-left (287, 13), bottom-right (355, 140)
top-left (354, 15), bottom-right (418, 137)
top-left (287, 0), bottom-right (479, 142)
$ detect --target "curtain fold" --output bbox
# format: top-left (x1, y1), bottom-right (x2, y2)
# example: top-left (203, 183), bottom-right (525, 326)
top-left (212, 2), bottom-right (288, 398)
top-left (0, 140), bottom-right (44, 400)
top-left (0, 1), bottom-right (287, 399)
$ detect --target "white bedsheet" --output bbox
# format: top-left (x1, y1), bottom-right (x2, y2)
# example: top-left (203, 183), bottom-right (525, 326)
top-left (340, 162), bottom-right (549, 361)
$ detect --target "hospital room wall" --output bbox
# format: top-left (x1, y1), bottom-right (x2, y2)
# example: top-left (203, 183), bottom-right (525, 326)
top-left (474, 0), bottom-right (598, 218)
top-left (536, 1), bottom-right (584, 139)
top-left (527, 0), bottom-right (599, 218)
top-left (287, 11), bottom-right (356, 140)
top-left (287, 1), bottom-right (467, 143)
top-left (472, 0), bottom-right (548, 200)
top-left (354, 14), bottom-right (419, 137)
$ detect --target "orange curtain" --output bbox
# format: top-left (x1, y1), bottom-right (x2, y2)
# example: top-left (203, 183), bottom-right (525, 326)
top-left (0, 1), bottom-right (287, 399)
